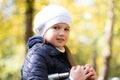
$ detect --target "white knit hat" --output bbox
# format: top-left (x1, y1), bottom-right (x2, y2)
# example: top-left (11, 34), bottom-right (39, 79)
top-left (33, 4), bottom-right (72, 37)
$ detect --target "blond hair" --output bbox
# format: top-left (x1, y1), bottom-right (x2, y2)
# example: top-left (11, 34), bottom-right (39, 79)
top-left (64, 45), bottom-right (76, 66)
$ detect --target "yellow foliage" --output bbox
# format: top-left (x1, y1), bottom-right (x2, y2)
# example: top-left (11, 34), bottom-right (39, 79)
top-left (0, 0), bottom-right (120, 79)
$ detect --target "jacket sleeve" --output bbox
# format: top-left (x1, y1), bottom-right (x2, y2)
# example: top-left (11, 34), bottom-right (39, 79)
top-left (65, 78), bottom-right (71, 80)
top-left (22, 45), bottom-right (49, 80)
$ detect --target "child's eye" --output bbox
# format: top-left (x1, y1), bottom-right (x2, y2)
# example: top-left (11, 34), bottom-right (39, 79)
top-left (53, 26), bottom-right (60, 30)
top-left (64, 28), bottom-right (70, 31)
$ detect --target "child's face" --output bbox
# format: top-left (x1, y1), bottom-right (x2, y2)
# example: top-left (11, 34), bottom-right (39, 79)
top-left (44, 23), bottom-right (70, 49)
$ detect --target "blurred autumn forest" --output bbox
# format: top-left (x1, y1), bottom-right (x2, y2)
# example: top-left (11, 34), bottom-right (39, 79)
top-left (0, 0), bottom-right (120, 80)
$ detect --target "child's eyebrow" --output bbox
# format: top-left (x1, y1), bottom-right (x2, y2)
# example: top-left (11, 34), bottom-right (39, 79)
top-left (51, 24), bottom-right (59, 27)
top-left (52, 24), bottom-right (70, 28)
top-left (55, 24), bottom-right (60, 27)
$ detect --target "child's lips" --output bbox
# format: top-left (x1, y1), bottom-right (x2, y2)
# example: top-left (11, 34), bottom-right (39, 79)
top-left (56, 38), bottom-right (65, 42)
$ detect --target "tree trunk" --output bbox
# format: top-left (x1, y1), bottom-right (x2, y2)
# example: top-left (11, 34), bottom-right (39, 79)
top-left (25, 0), bottom-right (34, 46)
top-left (98, 0), bottom-right (115, 80)
top-left (92, 39), bottom-right (97, 71)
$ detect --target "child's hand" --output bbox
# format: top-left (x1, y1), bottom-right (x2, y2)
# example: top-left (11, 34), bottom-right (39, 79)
top-left (69, 65), bottom-right (91, 80)
top-left (84, 64), bottom-right (97, 80)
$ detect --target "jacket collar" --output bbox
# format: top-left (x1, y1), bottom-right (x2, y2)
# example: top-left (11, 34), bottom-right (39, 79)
top-left (27, 36), bottom-right (43, 49)
top-left (27, 36), bottom-right (66, 56)
top-left (44, 42), bottom-right (65, 56)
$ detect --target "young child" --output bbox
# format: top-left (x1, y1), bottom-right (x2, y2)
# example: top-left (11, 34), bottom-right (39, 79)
top-left (21, 4), bottom-right (96, 80)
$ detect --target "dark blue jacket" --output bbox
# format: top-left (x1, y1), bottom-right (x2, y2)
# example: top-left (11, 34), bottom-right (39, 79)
top-left (21, 36), bottom-right (71, 80)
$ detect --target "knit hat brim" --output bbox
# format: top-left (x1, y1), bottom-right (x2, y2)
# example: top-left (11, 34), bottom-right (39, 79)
top-left (33, 5), bottom-right (72, 37)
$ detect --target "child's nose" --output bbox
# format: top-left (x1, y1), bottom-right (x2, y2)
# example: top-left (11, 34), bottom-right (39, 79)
top-left (59, 30), bottom-right (65, 35)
